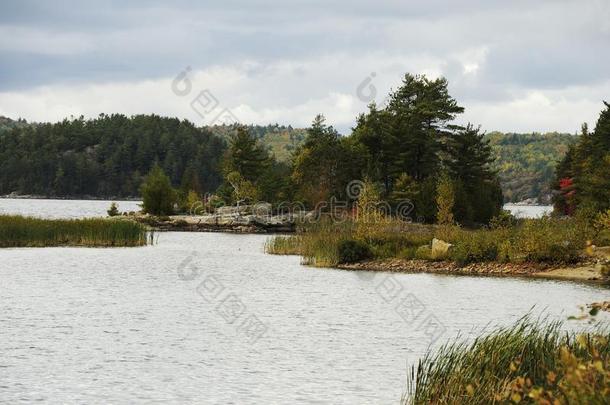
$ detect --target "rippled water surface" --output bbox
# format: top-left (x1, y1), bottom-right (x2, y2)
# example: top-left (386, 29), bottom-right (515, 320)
top-left (0, 198), bottom-right (141, 219)
top-left (1, 230), bottom-right (608, 404)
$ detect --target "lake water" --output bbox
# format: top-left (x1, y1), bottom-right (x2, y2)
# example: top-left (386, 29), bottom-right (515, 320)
top-left (503, 204), bottom-right (553, 218)
top-left (1, 199), bottom-right (608, 403)
top-left (1, 198), bottom-right (551, 220)
top-left (0, 198), bottom-right (142, 219)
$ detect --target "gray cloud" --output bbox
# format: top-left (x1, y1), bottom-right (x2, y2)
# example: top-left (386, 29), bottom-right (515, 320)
top-left (0, 0), bottom-right (608, 132)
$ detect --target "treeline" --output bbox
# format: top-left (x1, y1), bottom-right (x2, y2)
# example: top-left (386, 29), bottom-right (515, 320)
top-left (6, 74), bottom-right (605, 225)
top-left (200, 74), bottom-right (503, 225)
top-left (485, 131), bottom-right (577, 203)
top-left (0, 114), bottom-right (225, 197)
top-left (554, 102), bottom-right (610, 216)
top-left (1, 74), bottom-right (505, 224)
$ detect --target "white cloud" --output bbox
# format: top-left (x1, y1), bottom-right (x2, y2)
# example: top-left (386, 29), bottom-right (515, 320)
top-left (461, 82), bottom-right (610, 133)
top-left (1, 56), bottom-right (608, 134)
top-left (1, 1), bottom-right (609, 133)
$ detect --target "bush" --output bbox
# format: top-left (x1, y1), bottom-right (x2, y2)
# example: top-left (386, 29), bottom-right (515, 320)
top-left (512, 217), bottom-right (583, 264)
top-left (414, 245), bottom-right (431, 260)
top-left (107, 202), bottom-right (120, 217)
top-left (338, 239), bottom-right (371, 263)
top-left (450, 230), bottom-right (499, 264)
top-left (594, 209), bottom-right (610, 246)
top-left (489, 210), bottom-right (518, 229)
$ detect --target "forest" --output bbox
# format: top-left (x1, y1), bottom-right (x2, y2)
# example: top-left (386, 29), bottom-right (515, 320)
top-left (554, 102), bottom-right (610, 216)
top-left (0, 114), bottom-right (226, 198)
top-left (485, 131), bottom-right (576, 203)
top-left (0, 119), bottom-right (575, 206)
top-left (2, 73), bottom-right (606, 225)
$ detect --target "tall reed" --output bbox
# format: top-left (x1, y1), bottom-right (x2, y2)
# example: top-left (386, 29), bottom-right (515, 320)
top-left (404, 317), bottom-right (610, 404)
top-left (0, 215), bottom-right (149, 247)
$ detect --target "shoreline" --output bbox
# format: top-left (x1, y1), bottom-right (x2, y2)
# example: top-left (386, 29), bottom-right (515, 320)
top-left (130, 214), bottom-right (296, 234)
top-left (336, 258), bottom-right (608, 284)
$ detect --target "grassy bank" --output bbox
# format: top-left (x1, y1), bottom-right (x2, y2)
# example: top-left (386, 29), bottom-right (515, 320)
top-left (403, 318), bottom-right (610, 404)
top-left (266, 215), bottom-right (609, 269)
top-left (0, 215), bottom-right (149, 247)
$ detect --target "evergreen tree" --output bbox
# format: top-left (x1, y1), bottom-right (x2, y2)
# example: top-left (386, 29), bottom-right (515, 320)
top-left (140, 165), bottom-right (176, 215)
top-left (443, 124), bottom-right (502, 223)
top-left (222, 126), bottom-right (270, 182)
top-left (554, 102), bottom-right (610, 214)
top-left (351, 73), bottom-right (499, 224)
top-left (292, 115), bottom-right (351, 206)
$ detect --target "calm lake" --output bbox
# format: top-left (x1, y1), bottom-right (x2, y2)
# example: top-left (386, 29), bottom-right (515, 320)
top-left (1, 199), bottom-right (608, 404)
top-left (1, 198), bottom-right (549, 220)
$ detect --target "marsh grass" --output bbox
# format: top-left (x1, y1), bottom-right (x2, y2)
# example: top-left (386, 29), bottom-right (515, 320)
top-left (263, 235), bottom-right (302, 256)
top-left (403, 318), bottom-right (610, 404)
top-left (266, 215), bottom-right (591, 266)
top-left (0, 215), bottom-right (149, 247)
top-left (266, 218), bottom-right (434, 266)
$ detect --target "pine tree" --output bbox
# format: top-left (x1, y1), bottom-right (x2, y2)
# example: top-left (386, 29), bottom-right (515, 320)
top-left (223, 126), bottom-right (270, 182)
top-left (140, 165), bottom-right (176, 215)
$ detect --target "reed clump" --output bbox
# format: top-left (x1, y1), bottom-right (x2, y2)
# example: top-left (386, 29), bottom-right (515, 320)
top-left (403, 318), bottom-right (610, 404)
top-left (266, 215), bottom-right (593, 267)
top-left (0, 215), bottom-right (149, 247)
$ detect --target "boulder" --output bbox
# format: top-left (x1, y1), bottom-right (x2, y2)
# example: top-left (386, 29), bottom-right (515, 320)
top-left (431, 238), bottom-right (453, 259)
top-left (215, 203), bottom-right (272, 216)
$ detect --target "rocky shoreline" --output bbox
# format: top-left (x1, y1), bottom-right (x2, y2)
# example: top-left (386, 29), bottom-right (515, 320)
top-left (131, 213), bottom-right (296, 233)
top-left (338, 258), bottom-right (608, 283)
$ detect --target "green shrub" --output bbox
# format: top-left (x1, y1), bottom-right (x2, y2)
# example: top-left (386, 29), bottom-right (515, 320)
top-left (107, 202), bottom-right (120, 217)
top-left (397, 246), bottom-right (417, 259)
top-left (337, 239), bottom-right (371, 263)
top-left (414, 245), bottom-right (432, 260)
top-left (511, 217), bottom-right (583, 264)
top-left (449, 229), bottom-right (500, 264)
top-left (489, 209), bottom-right (518, 229)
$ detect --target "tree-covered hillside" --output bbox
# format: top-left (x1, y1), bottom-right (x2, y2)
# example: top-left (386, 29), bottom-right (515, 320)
top-left (485, 132), bottom-right (577, 203)
top-left (208, 124), bottom-right (306, 161)
top-left (0, 114), bottom-right (226, 198)
top-left (0, 115), bottom-right (579, 204)
top-left (0, 116), bottom-right (32, 133)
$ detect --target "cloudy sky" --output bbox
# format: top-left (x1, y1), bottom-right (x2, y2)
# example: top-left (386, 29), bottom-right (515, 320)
top-left (1, 0), bottom-right (609, 133)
